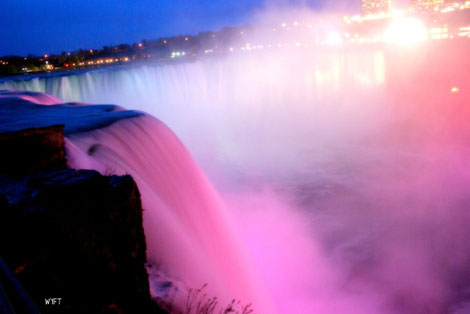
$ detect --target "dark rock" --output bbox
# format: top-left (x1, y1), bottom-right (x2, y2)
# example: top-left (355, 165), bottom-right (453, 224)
top-left (0, 125), bottom-right (67, 174)
top-left (0, 169), bottom-right (164, 314)
top-left (0, 257), bottom-right (40, 314)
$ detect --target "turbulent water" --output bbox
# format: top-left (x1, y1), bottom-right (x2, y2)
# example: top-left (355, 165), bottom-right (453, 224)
top-left (3, 44), bottom-right (470, 313)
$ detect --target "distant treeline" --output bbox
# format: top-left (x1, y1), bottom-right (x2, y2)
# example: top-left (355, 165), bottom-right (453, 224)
top-left (0, 25), bottom-right (251, 76)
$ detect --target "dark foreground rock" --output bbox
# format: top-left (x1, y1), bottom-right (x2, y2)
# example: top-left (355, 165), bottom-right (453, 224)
top-left (0, 120), bottom-right (165, 313)
top-left (0, 92), bottom-right (167, 313)
top-left (0, 125), bottom-right (67, 174)
top-left (0, 168), bottom-right (163, 313)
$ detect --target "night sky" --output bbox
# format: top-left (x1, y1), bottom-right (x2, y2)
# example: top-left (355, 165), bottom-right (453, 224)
top-left (1, 0), bottom-right (361, 56)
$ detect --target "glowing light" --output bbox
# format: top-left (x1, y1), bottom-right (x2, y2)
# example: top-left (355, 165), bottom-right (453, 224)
top-left (138, 43), bottom-right (143, 47)
top-left (451, 87), bottom-right (459, 93)
top-left (384, 18), bottom-right (428, 45)
top-left (326, 31), bottom-right (343, 46)
top-left (441, 6), bottom-right (455, 12)
top-left (374, 51), bottom-right (386, 84)
top-left (458, 25), bottom-right (470, 37)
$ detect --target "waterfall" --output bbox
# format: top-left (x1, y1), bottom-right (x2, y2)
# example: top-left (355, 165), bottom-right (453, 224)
top-left (0, 50), bottom-right (388, 178)
top-left (65, 115), bottom-right (274, 312)
top-left (0, 90), bottom-right (274, 312)
top-left (4, 44), bottom-right (470, 313)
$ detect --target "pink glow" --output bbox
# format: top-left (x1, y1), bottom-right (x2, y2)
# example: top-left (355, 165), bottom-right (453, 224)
top-left (65, 116), bottom-right (275, 312)
top-left (4, 21), bottom-right (470, 312)
top-left (0, 90), bottom-right (63, 105)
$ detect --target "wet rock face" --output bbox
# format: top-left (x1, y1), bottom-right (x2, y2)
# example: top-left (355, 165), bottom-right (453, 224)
top-left (0, 169), bottom-right (158, 313)
top-left (0, 125), bottom-right (67, 174)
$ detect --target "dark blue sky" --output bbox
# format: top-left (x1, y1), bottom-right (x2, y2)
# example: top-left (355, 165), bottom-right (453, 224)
top-left (1, 0), bottom-right (359, 56)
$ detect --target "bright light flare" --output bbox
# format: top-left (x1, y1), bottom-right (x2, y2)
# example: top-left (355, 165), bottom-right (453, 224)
top-left (325, 31), bottom-right (343, 46)
top-left (384, 18), bottom-right (428, 45)
top-left (451, 87), bottom-right (459, 93)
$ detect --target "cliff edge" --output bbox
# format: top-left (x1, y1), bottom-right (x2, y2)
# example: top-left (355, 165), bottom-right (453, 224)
top-left (0, 124), bottom-right (163, 313)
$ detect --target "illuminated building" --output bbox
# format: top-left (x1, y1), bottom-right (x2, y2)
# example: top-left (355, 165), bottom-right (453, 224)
top-left (361, 0), bottom-right (392, 15)
top-left (411, 0), bottom-right (445, 10)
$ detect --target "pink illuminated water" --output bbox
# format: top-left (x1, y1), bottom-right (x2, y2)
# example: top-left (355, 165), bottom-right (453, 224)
top-left (3, 42), bottom-right (470, 313)
top-left (65, 115), bottom-right (275, 312)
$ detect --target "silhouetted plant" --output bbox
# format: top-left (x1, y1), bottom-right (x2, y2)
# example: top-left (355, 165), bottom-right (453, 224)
top-left (183, 284), bottom-right (253, 314)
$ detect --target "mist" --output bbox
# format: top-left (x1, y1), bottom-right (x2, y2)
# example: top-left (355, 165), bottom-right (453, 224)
top-left (3, 7), bottom-right (470, 313)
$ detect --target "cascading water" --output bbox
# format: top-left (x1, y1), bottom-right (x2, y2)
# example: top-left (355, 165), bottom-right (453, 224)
top-left (65, 115), bottom-right (274, 312)
top-left (0, 50), bottom-right (388, 179)
top-left (0, 91), bottom-right (274, 312)
top-left (3, 42), bottom-right (470, 313)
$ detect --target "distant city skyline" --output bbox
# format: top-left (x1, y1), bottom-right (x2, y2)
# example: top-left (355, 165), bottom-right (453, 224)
top-left (1, 0), bottom-right (362, 56)
top-left (362, 0), bottom-right (393, 15)
top-left (361, 0), bottom-right (454, 15)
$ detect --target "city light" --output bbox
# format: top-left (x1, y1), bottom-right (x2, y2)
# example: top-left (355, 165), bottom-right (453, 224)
top-left (6, 0), bottom-right (470, 74)
top-left (171, 51), bottom-right (186, 58)
top-left (459, 25), bottom-right (470, 37)
top-left (326, 31), bottom-right (343, 46)
top-left (384, 17), bottom-right (428, 45)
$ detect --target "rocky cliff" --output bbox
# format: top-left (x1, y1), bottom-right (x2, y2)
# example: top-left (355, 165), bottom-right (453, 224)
top-left (0, 124), bottom-right (163, 313)
top-left (0, 125), bottom-right (66, 174)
